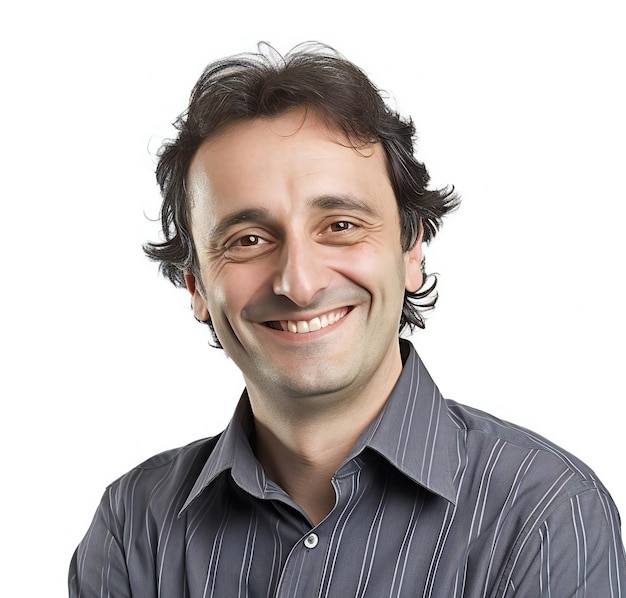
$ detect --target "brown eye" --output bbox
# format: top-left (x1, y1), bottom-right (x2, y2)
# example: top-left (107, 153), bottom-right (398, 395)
top-left (226, 234), bottom-right (269, 251)
top-left (329, 221), bottom-right (354, 232)
top-left (239, 235), bottom-right (261, 246)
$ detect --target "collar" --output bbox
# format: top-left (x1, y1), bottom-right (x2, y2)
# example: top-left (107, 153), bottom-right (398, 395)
top-left (179, 340), bottom-right (458, 515)
top-left (353, 339), bottom-right (458, 504)
top-left (179, 392), bottom-right (269, 515)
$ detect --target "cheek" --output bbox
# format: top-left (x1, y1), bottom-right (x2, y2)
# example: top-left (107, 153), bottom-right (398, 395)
top-left (208, 265), bottom-right (270, 320)
top-left (336, 243), bottom-right (407, 297)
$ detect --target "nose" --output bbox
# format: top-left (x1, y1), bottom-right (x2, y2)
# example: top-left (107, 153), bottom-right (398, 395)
top-left (272, 236), bottom-right (330, 307)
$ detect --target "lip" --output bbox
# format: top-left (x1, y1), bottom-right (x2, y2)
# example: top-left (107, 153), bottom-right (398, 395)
top-left (260, 306), bottom-right (352, 338)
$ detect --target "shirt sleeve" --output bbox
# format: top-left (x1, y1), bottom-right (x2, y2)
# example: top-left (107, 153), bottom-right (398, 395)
top-left (499, 486), bottom-right (626, 597)
top-left (68, 487), bottom-right (133, 598)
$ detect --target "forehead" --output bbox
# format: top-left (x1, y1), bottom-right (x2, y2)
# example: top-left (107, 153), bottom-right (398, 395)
top-left (186, 109), bottom-right (395, 222)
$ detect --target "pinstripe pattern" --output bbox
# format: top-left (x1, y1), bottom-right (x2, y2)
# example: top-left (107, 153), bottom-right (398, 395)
top-left (69, 341), bottom-right (626, 597)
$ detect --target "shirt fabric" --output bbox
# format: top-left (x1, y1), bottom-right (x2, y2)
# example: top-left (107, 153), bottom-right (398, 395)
top-left (69, 340), bottom-right (626, 597)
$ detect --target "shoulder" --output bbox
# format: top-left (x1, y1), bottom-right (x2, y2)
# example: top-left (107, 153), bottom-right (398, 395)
top-left (444, 398), bottom-right (616, 523)
top-left (443, 400), bottom-right (626, 589)
top-left (446, 398), bottom-right (600, 483)
top-left (102, 435), bottom-right (221, 522)
top-left (115, 435), bottom-right (219, 478)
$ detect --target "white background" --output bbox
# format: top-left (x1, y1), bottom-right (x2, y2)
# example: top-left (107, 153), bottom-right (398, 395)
top-left (1, 0), bottom-right (624, 594)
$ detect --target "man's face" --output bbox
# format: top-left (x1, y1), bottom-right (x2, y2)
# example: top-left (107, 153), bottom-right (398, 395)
top-left (185, 109), bottom-right (423, 406)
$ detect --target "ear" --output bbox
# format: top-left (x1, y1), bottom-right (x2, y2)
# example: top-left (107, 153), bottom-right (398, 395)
top-left (404, 228), bottom-right (424, 293)
top-left (184, 271), bottom-right (210, 322)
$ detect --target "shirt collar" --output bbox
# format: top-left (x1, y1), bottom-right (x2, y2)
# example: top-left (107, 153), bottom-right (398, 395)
top-left (180, 340), bottom-right (458, 515)
top-left (353, 339), bottom-right (458, 504)
top-left (179, 392), bottom-right (269, 515)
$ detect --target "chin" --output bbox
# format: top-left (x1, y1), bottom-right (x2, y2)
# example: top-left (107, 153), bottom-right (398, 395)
top-left (262, 365), bottom-right (357, 401)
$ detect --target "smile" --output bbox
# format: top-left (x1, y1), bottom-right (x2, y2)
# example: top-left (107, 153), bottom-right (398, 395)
top-left (264, 308), bottom-right (350, 334)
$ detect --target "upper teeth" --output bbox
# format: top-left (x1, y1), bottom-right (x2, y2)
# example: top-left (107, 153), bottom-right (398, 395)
top-left (273, 308), bottom-right (348, 333)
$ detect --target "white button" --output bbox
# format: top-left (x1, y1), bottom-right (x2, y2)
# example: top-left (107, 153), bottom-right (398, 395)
top-left (304, 533), bottom-right (319, 549)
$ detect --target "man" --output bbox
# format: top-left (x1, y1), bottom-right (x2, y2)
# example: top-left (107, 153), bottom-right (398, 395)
top-left (70, 44), bottom-right (626, 597)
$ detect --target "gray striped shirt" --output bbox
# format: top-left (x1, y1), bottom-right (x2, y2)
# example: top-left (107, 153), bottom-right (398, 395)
top-left (69, 341), bottom-right (626, 597)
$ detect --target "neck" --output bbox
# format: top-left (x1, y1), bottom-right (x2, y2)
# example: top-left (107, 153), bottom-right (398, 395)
top-left (254, 419), bottom-right (351, 525)
top-left (247, 355), bottom-right (403, 525)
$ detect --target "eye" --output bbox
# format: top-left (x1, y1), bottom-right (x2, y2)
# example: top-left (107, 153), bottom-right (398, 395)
top-left (236, 234), bottom-right (265, 246)
top-left (328, 221), bottom-right (355, 232)
top-left (318, 219), bottom-right (363, 246)
top-left (222, 232), bottom-right (273, 261)
top-left (228, 234), bottom-right (268, 248)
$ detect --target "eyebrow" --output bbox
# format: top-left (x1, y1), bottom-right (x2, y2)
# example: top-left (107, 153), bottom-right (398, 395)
top-left (208, 208), bottom-right (271, 243)
top-left (308, 194), bottom-right (382, 218)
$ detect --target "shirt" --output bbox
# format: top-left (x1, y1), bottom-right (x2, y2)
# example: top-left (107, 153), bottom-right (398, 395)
top-left (69, 340), bottom-right (626, 597)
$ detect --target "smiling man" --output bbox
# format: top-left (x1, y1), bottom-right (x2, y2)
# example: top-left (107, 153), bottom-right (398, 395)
top-left (70, 44), bottom-right (626, 597)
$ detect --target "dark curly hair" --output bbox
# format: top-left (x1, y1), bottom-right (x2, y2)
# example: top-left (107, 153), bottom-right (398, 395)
top-left (144, 43), bottom-right (459, 347)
